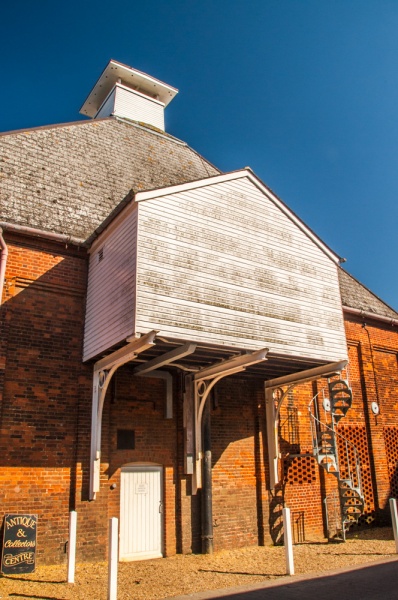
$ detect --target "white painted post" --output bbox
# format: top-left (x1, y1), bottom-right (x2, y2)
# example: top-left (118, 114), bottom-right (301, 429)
top-left (389, 498), bottom-right (398, 553)
top-left (283, 507), bottom-right (295, 575)
top-left (67, 511), bottom-right (77, 584)
top-left (108, 517), bottom-right (119, 600)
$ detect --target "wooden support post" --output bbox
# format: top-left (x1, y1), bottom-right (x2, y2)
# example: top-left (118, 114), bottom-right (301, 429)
top-left (389, 498), bottom-right (398, 553)
top-left (183, 374), bottom-right (194, 476)
top-left (108, 517), bottom-right (119, 600)
top-left (67, 511), bottom-right (77, 584)
top-left (90, 370), bottom-right (100, 499)
top-left (265, 386), bottom-right (279, 489)
top-left (283, 507), bottom-right (294, 575)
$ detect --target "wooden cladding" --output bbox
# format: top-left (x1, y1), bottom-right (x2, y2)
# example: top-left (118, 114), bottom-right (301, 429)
top-left (83, 205), bottom-right (138, 361)
top-left (84, 173), bottom-right (347, 362)
top-left (135, 177), bottom-right (347, 360)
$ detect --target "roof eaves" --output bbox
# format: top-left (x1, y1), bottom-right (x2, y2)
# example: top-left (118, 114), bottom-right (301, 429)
top-left (108, 59), bottom-right (178, 92)
top-left (343, 305), bottom-right (398, 327)
top-left (339, 267), bottom-right (398, 319)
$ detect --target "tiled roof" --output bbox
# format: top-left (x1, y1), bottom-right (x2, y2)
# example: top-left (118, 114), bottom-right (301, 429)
top-left (0, 117), bottom-right (219, 240)
top-left (2, 115), bottom-right (396, 322)
top-left (338, 267), bottom-right (398, 320)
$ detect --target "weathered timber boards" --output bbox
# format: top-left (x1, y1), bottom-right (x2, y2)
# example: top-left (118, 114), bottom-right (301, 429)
top-left (136, 296), bottom-right (346, 359)
top-left (113, 85), bottom-right (165, 130)
top-left (136, 241), bottom-right (340, 308)
top-left (84, 206), bottom-right (137, 361)
top-left (136, 269), bottom-right (342, 326)
top-left (136, 177), bottom-right (347, 360)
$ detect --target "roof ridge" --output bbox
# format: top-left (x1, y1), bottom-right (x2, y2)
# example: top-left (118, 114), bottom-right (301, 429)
top-left (0, 115), bottom-right (193, 148)
top-left (0, 116), bottom-right (113, 137)
top-left (114, 116), bottom-right (188, 145)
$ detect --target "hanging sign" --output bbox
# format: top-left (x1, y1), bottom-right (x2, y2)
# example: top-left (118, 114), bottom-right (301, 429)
top-left (1, 514), bottom-right (37, 574)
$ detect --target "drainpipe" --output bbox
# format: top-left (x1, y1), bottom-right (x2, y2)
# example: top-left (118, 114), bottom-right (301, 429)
top-left (201, 400), bottom-right (213, 554)
top-left (0, 228), bottom-right (8, 305)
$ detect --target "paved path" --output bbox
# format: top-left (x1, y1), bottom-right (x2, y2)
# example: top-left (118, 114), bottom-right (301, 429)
top-left (169, 556), bottom-right (398, 599)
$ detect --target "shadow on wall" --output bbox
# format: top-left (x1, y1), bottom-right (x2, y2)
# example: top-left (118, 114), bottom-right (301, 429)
top-left (0, 247), bottom-right (92, 507)
top-left (268, 482), bottom-right (286, 545)
top-left (209, 381), bottom-right (269, 549)
top-left (0, 251), bottom-right (272, 554)
top-left (104, 376), bottom-right (271, 553)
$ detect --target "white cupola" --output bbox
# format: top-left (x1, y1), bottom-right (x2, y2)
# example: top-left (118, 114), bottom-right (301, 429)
top-left (80, 59), bottom-right (178, 131)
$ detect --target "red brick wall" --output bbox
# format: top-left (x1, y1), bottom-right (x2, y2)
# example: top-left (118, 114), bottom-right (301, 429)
top-left (343, 316), bottom-right (398, 520)
top-left (210, 379), bottom-right (269, 551)
top-left (101, 366), bottom-right (177, 557)
top-left (283, 316), bottom-right (398, 539)
top-left (0, 235), bottom-right (182, 562)
top-left (0, 234), bottom-right (99, 563)
top-left (277, 382), bottom-right (326, 540)
top-left (3, 232), bottom-right (398, 564)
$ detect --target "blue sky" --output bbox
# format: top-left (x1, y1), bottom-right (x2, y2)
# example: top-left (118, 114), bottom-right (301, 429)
top-left (1, 1), bottom-right (398, 309)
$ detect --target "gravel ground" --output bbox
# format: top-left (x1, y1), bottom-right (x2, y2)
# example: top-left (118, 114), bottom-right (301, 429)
top-left (0, 528), bottom-right (396, 600)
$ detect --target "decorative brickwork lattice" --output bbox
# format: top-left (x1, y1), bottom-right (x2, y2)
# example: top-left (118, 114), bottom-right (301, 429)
top-left (283, 455), bottom-right (317, 485)
top-left (337, 425), bottom-right (374, 514)
top-left (383, 427), bottom-right (398, 498)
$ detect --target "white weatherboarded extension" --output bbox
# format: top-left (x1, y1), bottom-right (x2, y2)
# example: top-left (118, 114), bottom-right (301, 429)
top-left (84, 169), bottom-right (348, 363)
top-left (120, 465), bottom-right (163, 561)
top-left (134, 171), bottom-right (348, 362)
top-left (83, 203), bottom-right (138, 361)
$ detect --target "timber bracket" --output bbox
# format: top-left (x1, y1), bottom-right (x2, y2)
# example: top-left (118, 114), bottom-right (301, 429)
top-left (89, 330), bottom-right (158, 500)
top-left (184, 348), bottom-right (269, 494)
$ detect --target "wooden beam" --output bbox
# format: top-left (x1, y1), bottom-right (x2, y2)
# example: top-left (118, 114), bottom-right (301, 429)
top-left (95, 330), bottom-right (158, 371)
top-left (265, 360), bottom-right (348, 391)
top-left (134, 342), bottom-right (197, 374)
top-left (194, 348), bottom-right (268, 381)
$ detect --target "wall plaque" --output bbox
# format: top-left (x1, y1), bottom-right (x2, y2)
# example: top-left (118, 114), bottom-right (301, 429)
top-left (136, 482), bottom-right (148, 494)
top-left (1, 514), bottom-right (37, 574)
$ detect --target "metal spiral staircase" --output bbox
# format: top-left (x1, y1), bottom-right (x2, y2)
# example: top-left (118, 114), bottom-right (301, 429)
top-left (309, 380), bottom-right (364, 539)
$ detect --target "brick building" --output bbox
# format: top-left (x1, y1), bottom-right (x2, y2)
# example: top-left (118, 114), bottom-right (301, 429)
top-left (1, 60), bottom-right (397, 564)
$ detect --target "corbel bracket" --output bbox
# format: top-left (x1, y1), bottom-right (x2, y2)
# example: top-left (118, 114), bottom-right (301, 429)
top-left (184, 348), bottom-right (268, 494)
top-left (89, 330), bottom-right (157, 499)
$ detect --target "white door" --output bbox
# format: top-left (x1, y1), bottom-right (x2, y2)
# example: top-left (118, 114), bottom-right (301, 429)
top-left (120, 465), bottom-right (163, 561)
